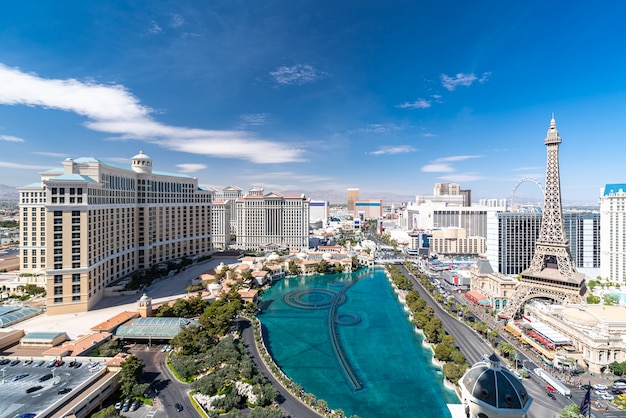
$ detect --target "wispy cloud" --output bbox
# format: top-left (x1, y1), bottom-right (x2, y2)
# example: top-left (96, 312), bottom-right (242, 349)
top-left (396, 99), bottom-right (431, 109)
top-left (441, 72), bottom-right (491, 91)
top-left (0, 63), bottom-right (305, 164)
top-left (270, 64), bottom-right (327, 85)
top-left (148, 21), bottom-right (162, 34)
top-left (0, 161), bottom-right (53, 170)
top-left (239, 113), bottom-right (268, 127)
top-left (421, 155), bottom-right (482, 172)
top-left (421, 132), bottom-right (436, 137)
top-left (369, 145), bottom-right (416, 155)
top-left (0, 135), bottom-right (24, 142)
top-left (32, 151), bottom-right (68, 158)
top-left (438, 172), bottom-right (485, 182)
top-left (169, 14), bottom-right (184, 28)
top-left (176, 163), bottom-right (207, 173)
top-left (347, 123), bottom-right (401, 134)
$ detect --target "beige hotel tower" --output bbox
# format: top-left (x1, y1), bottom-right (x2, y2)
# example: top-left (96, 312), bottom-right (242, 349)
top-left (18, 151), bottom-right (213, 315)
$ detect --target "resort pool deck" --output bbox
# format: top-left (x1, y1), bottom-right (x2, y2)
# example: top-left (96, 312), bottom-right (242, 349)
top-left (258, 268), bottom-right (459, 418)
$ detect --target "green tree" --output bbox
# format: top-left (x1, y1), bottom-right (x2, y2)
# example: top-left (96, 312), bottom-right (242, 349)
top-left (91, 405), bottom-right (120, 418)
top-left (603, 294), bottom-right (619, 305)
top-left (497, 341), bottom-right (516, 360)
top-left (288, 260), bottom-right (299, 275)
top-left (488, 329), bottom-right (499, 345)
top-left (559, 403), bottom-right (580, 418)
top-left (587, 294), bottom-right (600, 304)
top-left (442, 362), bottom-right (465, 384)
top-left (119, 355), bottom-right (144, 398)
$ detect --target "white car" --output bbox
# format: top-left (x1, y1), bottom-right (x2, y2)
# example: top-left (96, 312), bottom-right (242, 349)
top-left (593, 384), bottom-right (608, 390)
top-left (595, 390), bottom-right (609, 396)
top-left (601, 393), bottom-right (614, 400)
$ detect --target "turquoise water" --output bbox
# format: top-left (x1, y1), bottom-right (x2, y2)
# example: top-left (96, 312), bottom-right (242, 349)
top-left (258, 267), bottom-right (459, 418)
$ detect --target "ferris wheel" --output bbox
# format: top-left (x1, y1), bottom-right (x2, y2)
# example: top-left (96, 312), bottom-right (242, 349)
top-left (511, 177), bottom-right (544, 211)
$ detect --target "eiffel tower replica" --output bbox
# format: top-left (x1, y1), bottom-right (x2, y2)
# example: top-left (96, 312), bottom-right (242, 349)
top-left (500, 116), bottom-right (587, 318)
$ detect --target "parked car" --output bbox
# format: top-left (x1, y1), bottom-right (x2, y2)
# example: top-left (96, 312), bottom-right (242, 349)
top-left (593, 384), bottom-right (608, 390)
top-left (12, 373), bottom-right (29, 381)
top-left (26, 385), bottom-right (43, 394)
top-left (175, 403), bottom-right (183, 412)
top-left (114, 401), bottom-right (122, 410)
top-left (39, 373), bottom-right (53, 382)
top-left (0, 359), bottom-right (9, 365)
top-left (595, 390), bottom-right (609, 396)
top-left (58, 387), bottom-right (73, 395)
top-left (131, 399), bottom-right (141, 411)
top-left (122, 399), bottom-right (131, 412)
top-left (601, 393), bottom-right (615, 400)
top-left (46, 359), bottom-right (57, 368)
top-left (32, 360), bottom-right (45, 367)
top-left (9, 359), bottom-right (20, 366)
top-left (23, 360), bottom-right (33, 366)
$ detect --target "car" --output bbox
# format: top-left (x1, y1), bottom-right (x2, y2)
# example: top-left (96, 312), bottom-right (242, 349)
top-left (581, 384), bottom-right (591, 391)
top-left (32, 360), bottom-right (45, 367)
top-left (18, 414), bottom-right (36, 418)
top-left (614, 379), bottom-right (626, 384)
top-left (12, 373), bottom-right (29, 381)
top-left (53, 360), bottom-right (64, 367)
top-left (114, 401), bottom-right (122, 410)
top-left (595, 390), bottom-right (609, 396)
top-left (593, 384), bottom-right (608, 390)
top-left (9, 359), bottom-right (20, 366)
top-left (122, 399), bottom-right (131, 412)
top-left (23, 359), bottom-right (33, 366)
top-left (175, 403), bottom-right (183, 412)
top-left (546, 391), bottom-right (556, 400)
top-left (68, 361), bottom-right (76, 368)
top-left (601, 393), bottom-right (615, 400)
top-left (0, 359), bottom-right (9, 365)
top-left (58, 387), bottom-right (73, 395)
top-left (46, 360), bottom-right (57, 368)
top-left (39, 373), bottom-right (53, 382)
top-left (73, 361), bottom-right (82, 368)
top-left (545, 385), bottom-right (556, 394)
top-left (26, 385), bottom-right (43, 394)
top-left (131, 399), bottom-right (141, 411)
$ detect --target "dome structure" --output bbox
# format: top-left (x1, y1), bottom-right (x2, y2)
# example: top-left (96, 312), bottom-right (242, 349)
top-left (459, 353), bottom-right (532, 418)
top-left (131, 150), bottom-right (153, 174)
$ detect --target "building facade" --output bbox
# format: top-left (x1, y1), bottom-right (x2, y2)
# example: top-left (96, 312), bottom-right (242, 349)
top-left (354, 200), bottom-right (382, 220)
top-left (600, 184), bottom-right (626, 282)
top-left (486, 210), bottom-right (600, 276)
top-left (430, 228), bottom-right (486, 256)
top-left (309, 200), bottom-right (330, 224)
top-left (19, 151), bottom-right (213, 314)
top-left (235, 188), bottom-right (310, 251)
top-left (470, 259), bottom-right (517, 311)
top-left (347, 188), bottom-right (359, 212)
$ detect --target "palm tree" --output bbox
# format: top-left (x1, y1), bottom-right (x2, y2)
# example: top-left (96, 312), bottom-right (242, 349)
top-left (497, 341), bottom-right (516, 360)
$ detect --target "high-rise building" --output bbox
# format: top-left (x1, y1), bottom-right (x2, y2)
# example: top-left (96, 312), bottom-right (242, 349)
top-left (18, 151), bottom-right (213, 314)
top-left (309, 200), bottom-right (330, 224)
top-left (501, 117), bottom-right (586, 318)
top-left (235, 188), bottom-right (310, 251)
top-left (213, 185), bottom-right (243, 234)
top-left (347, 188), bottom-right (359, 212)
top-left (354, 199), bottom-right (382, 220)
top-left (600, 184), bottom-right (626, 281)
top-left (433, 183), bottom-right (460, 196)
top-left (486, 210), bottom-right (600, 276)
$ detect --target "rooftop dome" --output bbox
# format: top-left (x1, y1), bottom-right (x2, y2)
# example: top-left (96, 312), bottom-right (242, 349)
top-left (460, 353), bottom-right (531, 411)
top-left (132, 150), bottom-right (152, 160)
top-left (139, 293), bottom-right (151, 302)
top-left (561, 306), bottom-right (597, 325)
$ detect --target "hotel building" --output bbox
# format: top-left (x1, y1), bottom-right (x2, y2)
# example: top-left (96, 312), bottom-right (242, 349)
top-left (235, 188), bottom-right (310, 251)
top-left (600, 184), bottom-right (626, 282)
top-left (18, 151), bottom-right (213, 314)
top-left (347, 188), bottom-right (359, 212)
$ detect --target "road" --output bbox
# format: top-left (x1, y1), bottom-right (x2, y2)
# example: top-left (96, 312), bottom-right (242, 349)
top-left (397, 263), bottom-right (571, 418)
top-left (238, 318), bottom-right (322, 418)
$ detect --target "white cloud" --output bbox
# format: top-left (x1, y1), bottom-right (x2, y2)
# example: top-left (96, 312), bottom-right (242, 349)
top-left (148, 21), bottom-right (162, 34)
top-left (438, 173), bottom-right (485, 182)
top-left (270, 64), bottom-right (327, 85)
top-left (0, 161), bottom-right (53, 170)
top-left (421, 155), bottom-right (482, 172)
top-left (396, 99), bottom-right (431, 109)
top-left (441, 73), bottom-right (477, 91)
top-left (0, 63), bottom-right (305, 164)
top-left (422, 163), bottom-right (455, 172)
top-left (441, 72), bottom-right (491, 90)
top-left (347, 123), bottom-right (401, 134)
top-left (176, 163), bottom-right (207, 173)
top-left (421, 132), bottom-right (436, 137)
top-left (369, 145), bottom-right (416, 155)
top-left (32, 151), bottom-right (68, 158)
top-left (0, 135), bottom-right (24, 142)
top-left (239, 113), bottom-right (268, 127)
top-left (169, 14), bottom-right (184, 28)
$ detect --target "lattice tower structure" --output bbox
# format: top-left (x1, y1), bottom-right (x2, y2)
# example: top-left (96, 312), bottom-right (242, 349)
top-left (500, 117), bottom-right (586, 318)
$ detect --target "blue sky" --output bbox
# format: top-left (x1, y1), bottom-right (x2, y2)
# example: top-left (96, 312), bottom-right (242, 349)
top-left (1, 1), bottom-right (625, 204)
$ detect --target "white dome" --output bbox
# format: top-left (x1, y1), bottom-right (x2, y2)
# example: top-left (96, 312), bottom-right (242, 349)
top-left (267, 253), bottom-right (280, 261)
top-left (322, 252), bottom-right (333, 260)
top-left (132, 150), bottom-right (152, 160)
top-left (296, 252), bottom-right (307, 260)
top-left (208, 283), bottom-right (223, 290)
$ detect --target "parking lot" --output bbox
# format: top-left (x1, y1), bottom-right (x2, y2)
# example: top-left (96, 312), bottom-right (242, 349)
top-left (0, 358), bottom-right (106, 418)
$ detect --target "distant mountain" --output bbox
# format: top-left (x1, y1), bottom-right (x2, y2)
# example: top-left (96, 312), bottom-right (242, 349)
top-left (0, 184), bottom-right (18, 201)
top-left (285, 189), bottom-right (415, 205)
